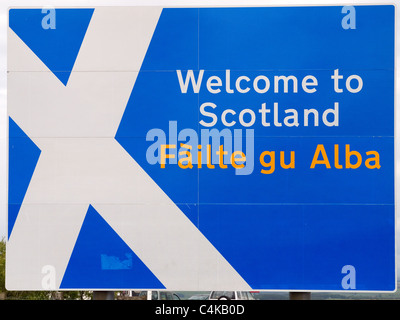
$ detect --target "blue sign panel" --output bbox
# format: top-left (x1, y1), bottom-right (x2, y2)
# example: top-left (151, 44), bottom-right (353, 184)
top-left (8, 5), bottom-right (395, 291)
top-left (115, 6), bottom-right (395, 291)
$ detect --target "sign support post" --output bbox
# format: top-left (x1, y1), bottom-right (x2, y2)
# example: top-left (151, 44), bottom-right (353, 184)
top-left (93, 291), bottom-right (115, 300)
top-left (289, 292), bottom-right (311, 300)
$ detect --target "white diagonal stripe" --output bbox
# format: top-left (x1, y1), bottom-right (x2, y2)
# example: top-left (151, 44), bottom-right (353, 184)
top-left (7, 7), bottom-right (250, 290)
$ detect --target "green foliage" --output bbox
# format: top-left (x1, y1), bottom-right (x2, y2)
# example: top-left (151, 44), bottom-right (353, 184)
top-left (0, 237), bottom-right (5, 293)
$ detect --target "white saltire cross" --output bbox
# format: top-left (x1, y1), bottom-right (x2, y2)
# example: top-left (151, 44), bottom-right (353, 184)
top-left (7, 7), bottom-right (250, 291)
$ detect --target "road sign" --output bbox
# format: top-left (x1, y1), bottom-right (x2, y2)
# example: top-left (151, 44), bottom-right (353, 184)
top-left (7, 5), bottom-right (395, 291)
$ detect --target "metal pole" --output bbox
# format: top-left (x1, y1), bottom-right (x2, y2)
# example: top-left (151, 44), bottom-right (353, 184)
top-left (93, 291), bottom-right (115, 300)
top-left (289, 292), bottom-right (311, 300)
